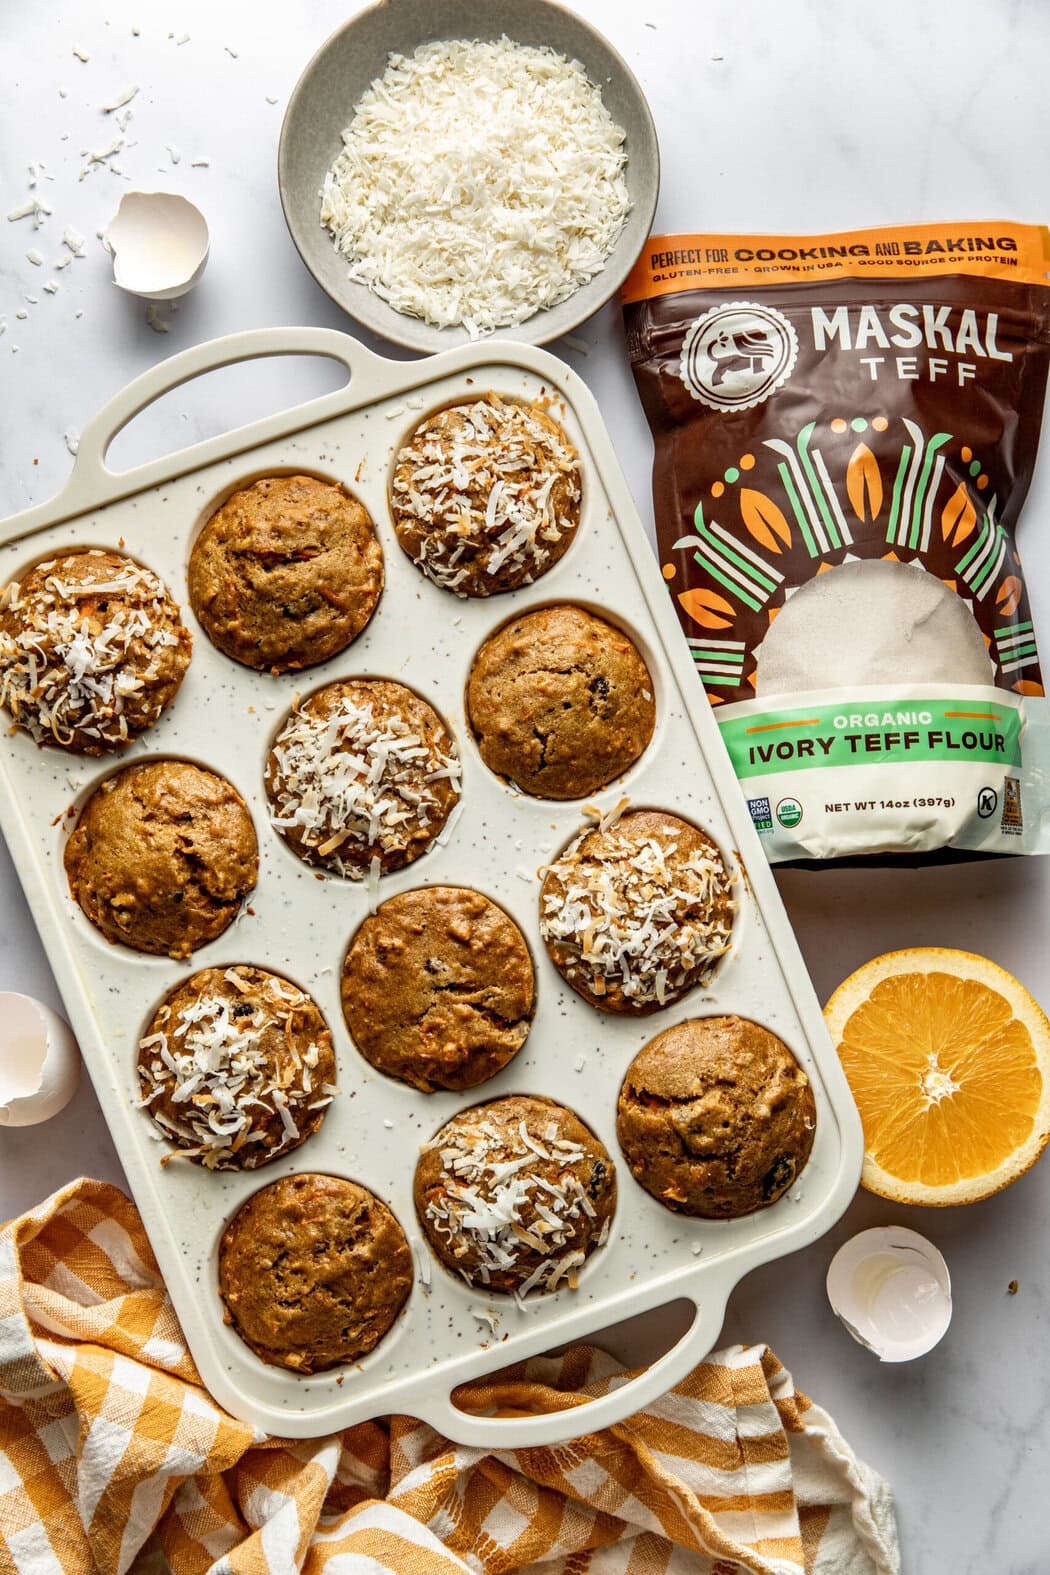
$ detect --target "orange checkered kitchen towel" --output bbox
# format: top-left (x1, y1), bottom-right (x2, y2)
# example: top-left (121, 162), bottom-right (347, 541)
top-left (0, 1180), bottom-right (899, 1575)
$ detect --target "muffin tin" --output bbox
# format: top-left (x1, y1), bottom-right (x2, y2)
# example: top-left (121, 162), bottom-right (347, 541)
top-left (0, 327), bottom-right (862, 1446)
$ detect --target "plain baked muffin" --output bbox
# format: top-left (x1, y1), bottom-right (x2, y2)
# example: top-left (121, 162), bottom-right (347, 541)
top-left (467, 605), bottom-right (655, 798)
top-left (0, 549), bottom-right (191, 753)
top-left (539, 809), bottom-right (735, 1013)
top-left (266, 678), bottom-right (461, 878)
top-left (137, 965), bottom-right (336, 1169)
top-left (342, 886), bottom-right (534, 1091)
top-left (390, 396), bottom-right (582, 597)
top-left (616, 1016), bottom-right (817, 1218)
top-left (414, 1094), bottom-right (616, 1295)
top-left (219, 1172), bottom-right (411, 1372)
top-left (188, 474), bottom-right (383, 672)
top-left (64, 760), bottom-right (258, 959)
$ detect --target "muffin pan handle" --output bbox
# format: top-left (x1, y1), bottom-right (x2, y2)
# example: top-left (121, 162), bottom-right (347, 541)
top-left (0, 328), bottom-right (388, 550)
top-left (413, 1286), bottom-right (728, 1449)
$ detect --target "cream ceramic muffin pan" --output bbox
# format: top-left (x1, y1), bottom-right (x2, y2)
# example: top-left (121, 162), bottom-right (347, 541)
top-left (0, 327), bottom-right (862, 1446)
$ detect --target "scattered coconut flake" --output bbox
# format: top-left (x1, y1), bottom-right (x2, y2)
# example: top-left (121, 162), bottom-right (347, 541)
top-left (190, 156), bottom-right (210, 167)
top-left (225, 45), bottom-right (239, 58)
top-left (62, 225), bottom-right (86, 256)
top-left (72, 46), bottom-right (90, 62)
top-left (54, 255), bottom-right (72, 270)
top-left (64, 429), bottom-right (80, 456)
top-left (42, 280), bottom-right (59, 295)
top-left (265, 95), bottom-right (278, 105)
top-left (145, 302), bottom-right (170, 333)
top-left (8, 199), bottom-right (51, 224)
top-left (175, 32), bottom-right (190, 45)
top-left (15, 311), bottom-right (27, 320)
top-left (470, 1306), bottom-right (499, 1335)
top-left (573, 1054), bottom-right (586, 1073)
top-left (24, 295), bottom-right (38, 304)
top-left (79, 139), bottom-right (124, 180)
top-left (103, 85), bottom-right (139, 112)
top-left (165, 143), bottom-right (182, 164)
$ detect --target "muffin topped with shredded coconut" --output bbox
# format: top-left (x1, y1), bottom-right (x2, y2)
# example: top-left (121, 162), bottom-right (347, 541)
top-left (414, 1094), bottom-right (616, 1298)
top-left (0, 548), bottom-right (191, 753)
top-left (265, 678), bottom-right (461, 878)
top-left (540, 809), bottom-right (735, 1014)
top-left (136, 965), bottom-right (336, 1170)
top-left (390, 397), bottom-right (582, 597)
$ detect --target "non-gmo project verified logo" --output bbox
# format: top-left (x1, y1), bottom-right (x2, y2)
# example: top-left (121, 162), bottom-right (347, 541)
top-left (748, 795), bottom-right (774, 832)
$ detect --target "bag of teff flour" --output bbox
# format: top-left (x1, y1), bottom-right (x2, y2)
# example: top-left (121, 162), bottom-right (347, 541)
top-left (623, 222), bottom-right (1050, 861)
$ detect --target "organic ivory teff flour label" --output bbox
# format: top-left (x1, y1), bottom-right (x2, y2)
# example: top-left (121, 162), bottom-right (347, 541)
top-left (623, 222), bottom-right (1050, 860)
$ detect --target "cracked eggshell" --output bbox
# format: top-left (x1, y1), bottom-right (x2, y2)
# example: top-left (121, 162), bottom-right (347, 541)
top-left (826, 1226), bottom-right (951, 1362)
top-left (0, 993), bottom-right (80, 1127)
top-left (107, 192), bottom-right (209, 300)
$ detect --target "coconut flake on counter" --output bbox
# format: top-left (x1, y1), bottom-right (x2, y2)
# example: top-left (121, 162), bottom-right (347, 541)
top-left (7, 198), bottom-right (53, 226)
top-left (320, 35), bottom-right (630, 337)
top-left (102, 85), bottom-right (139, 113)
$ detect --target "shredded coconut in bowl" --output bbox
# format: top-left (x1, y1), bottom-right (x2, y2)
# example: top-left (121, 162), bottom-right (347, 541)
top-left (320, 36), bottom-right (631, 336)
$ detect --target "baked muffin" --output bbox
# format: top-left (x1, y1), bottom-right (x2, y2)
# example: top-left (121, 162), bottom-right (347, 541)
top-left (266, 678), bottom-right (461, 878)
top-left (414, 1094), bottom-right (616, 1296)
top-left (616, 1016), bottom-right (817, 1218)
top-left (467, 605), bottom-right (655, 799)
top-left (390, 396), bottom-right (582, 597)
top-left (137, 965), bottom-right (336, 1169)
top-left (0, 549), bottom-right (191, 753)
top-left (64, 760), bottom-right (258, 959)
top-left (188, 474), bottom-right (383, 673)
top-left (218, 1173), bottom-right (411, 1372)
top-left (342, 886), bottom-right (534, 1091)
top-left (539, 809), bottom-right (735, 1013)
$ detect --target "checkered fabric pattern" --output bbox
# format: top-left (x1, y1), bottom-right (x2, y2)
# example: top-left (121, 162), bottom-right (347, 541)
top-left (0, 1180), bottom-right (899, 1575)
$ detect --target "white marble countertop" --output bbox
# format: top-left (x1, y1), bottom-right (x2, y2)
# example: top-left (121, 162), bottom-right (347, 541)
top-left (2, 1), bottom-right (1048, 1567)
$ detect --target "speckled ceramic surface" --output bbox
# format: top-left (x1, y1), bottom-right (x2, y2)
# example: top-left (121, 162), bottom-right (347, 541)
top-left (278, 0), bottom-right (660, 352)
top-left (0, 327), bottom-right (861, 1446)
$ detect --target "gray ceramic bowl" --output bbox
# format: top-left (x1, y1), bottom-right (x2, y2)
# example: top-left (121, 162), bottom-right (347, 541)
top-left (278, 0), bottom-right (659, 352)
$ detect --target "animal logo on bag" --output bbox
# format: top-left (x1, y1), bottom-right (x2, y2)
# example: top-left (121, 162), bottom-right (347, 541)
top-left (680, 301), bottom-right (798, 411)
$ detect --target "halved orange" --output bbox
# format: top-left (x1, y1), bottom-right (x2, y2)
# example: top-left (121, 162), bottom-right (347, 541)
top-left (824, 948), bottom-right (1050, 1205)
